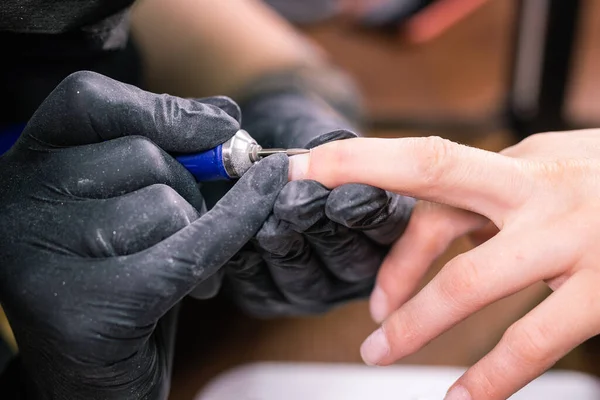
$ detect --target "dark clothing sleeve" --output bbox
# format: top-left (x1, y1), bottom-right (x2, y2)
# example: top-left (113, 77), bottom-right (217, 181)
top-left (0, 356), bottom-right (26, 399)
top-left (0, 0), bottom-right (141, 124)
top-left (0, 1), bottom-right (140, 391)
top-left (1, 0), bottom-right (135, 49)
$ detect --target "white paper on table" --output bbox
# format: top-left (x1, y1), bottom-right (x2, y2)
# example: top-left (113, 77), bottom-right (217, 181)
top-left (196, 363), bottom-right (600, 400)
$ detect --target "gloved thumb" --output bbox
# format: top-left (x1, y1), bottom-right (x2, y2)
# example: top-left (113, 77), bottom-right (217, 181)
top-left (22, 71), bottom-right (240, 153)
top-left (124, 154), bottom-right (289, 320)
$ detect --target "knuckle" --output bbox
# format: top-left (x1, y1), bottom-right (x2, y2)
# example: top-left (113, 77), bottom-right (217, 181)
top-left (514, 131), bottom-right (564, 155)
top-left (518, 132), bottom-right (546, 149)
top-left (384, 310), bottom-right (424, 355)
top-left (126, 136), bottom-right (170, 172)
top-left (411, 212), bottom-right (451, 254)
top-left (170, 202), bottom-right (199, 227)
top-left (505, 132), bottom-right (559, 164)
top-left (172, 204), bottom-right (200, 226)
top-left (208, 95), bottom-right (238, 109)
top-left (273, 181), bottom-right (328, 227)
top-left (145, 183), bottom-right (198, 226)
top-left (126, 135), bottom-right (160, 157)
top-left (58, 71), bottom-right (104, 107)
top-left (527, 158), bottom-right (593, 200)
top-left (58, 71), bottom-right (101, 93)
top-left (411, 136), bottom-right (454, 187)
top-left (148, 184), bottom-right (184, 207)
top-left (437, 255), bottom-right (483, 312)
top-left (544, 159), bottom-right (591, 178)
top-left (209, 95), bottom-right (236, 104)
top-left (477, 371), bottom-right (502, 399)
top-left (191, 274), bottom-right (223, 299)
top-left (47, 71), bottom-right (107, 124)
top-left (462, 369), bottom-right (502, 399)
top-left (202, 96), bottom-right (241, 122)
top-left (326, 184), bottom-right (387, 227)
top-left (502, 322), bottom-right (553, 367)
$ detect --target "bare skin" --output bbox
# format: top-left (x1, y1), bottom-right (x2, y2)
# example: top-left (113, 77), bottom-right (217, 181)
top-left (289, 130), bottom-right (600, 399)
top-left (130, 0), bottom-right (326, 98)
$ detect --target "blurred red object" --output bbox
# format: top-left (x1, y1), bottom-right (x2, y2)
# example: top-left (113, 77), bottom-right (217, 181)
top-left (266, 0), bottom-right (489, 43)
top-left (339, 0), bottom-right (489, 43)
top-left (402, 0), bottom-right (489, 43)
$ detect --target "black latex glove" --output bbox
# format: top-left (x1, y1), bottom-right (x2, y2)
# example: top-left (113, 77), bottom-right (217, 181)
top-left (223, 90), bottom-right (415, 317)
top-left (0, 71), bottom-right (288, 399)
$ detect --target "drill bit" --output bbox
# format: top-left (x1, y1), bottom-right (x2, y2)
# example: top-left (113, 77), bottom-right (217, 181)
top-left (256, 148), bottom-right (310, 157)
top-left (249, 147), bottom-right (309, 162)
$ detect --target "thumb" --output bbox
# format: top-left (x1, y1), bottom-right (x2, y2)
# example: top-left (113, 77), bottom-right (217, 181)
top-left (125, 154), bottom-right (289, 318)
top-left (23, 71), bottom-right (240, 152)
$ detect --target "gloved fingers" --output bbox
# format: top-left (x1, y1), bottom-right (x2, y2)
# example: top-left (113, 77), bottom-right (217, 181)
top-left (196, 96), bottom-right (242, 124)
top-left (231, 214), bottom-right (376, 315)
top-left (274, 180), bottom-right (384, 282)
top-left (56, 136), bottom-right (203, 209)
top-left (199, 180), bottom-right (236, 210)
top-left (81, 184), bottom-right (201, 257)
top-left (241, 91), bottom-right (357, 149)
top-left (305, 129), bottom-right (357, 148)
top-left (123, 154), bottom-right (288, 321)
top-left (306, 220), bottom-right (385, 283)
top-left (225, 247), bottom-right (371, 317)
top-left (326, 184), bottom-right (415, 246)
top-left (274, 180), bottom-right (330, 228)
top-left (223, 248), bottom-right (295, 317)
top-left (24, 71), bottom-right (240, 152)
top-left (254, 214), bottom-right (336, 304)
top-left (188, 269), bottom-right (224, 299)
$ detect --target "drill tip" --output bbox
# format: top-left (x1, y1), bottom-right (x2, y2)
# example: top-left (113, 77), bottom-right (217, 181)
top-left (285, 148), bottom-right (311, 156)
top-left (255, 148), bottom-right (310, 158)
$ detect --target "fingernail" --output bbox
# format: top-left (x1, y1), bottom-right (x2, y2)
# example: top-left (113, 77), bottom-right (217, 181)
top-left (445, 385), bottom-right (471, 400)
top-left (360, 328), bottom-right (389, 366)
top-left (369, 286), bottom-right (389, 323)
top-left (288, 154), bottom-right (310, 181)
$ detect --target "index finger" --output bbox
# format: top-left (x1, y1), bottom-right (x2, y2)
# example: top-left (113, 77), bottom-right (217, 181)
top-left (289, 136), bottom-right (526, 220)
top-left (124, 154), bottom-right (289, 319)
top-left (26, 71), bottom-right (240, 152)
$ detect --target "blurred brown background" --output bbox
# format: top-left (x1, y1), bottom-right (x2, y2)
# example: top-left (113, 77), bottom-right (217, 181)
top-left (169, 1), bottom-right (600, 399)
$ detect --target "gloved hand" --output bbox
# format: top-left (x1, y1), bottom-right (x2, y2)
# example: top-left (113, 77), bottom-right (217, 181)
top-left (0, 71), bottom-right (288, 399)
top-left (223, 89), bottom-right (415, 316)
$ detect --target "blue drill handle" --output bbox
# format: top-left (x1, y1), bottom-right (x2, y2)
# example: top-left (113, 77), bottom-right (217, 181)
top-left (0, 123), bottom-right (25, 156)
top-left (0, 123), bottom-right (232, 181)
top-left (174, 145), bottom-right (231, 181)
